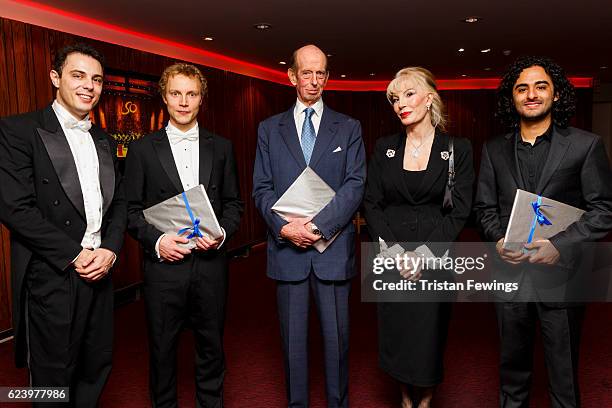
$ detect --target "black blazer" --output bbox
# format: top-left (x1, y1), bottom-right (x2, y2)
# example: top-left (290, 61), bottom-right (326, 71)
top-left (0, 105), bottom-right (126, 366)
top-left (474, 126), bottom-right (612, 302)
top-left (125, 127), bottom-right (243, 261)
top-left (363, 132), bottom-right (474, 255)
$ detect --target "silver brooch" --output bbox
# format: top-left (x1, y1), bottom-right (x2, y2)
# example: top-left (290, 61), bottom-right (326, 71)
top-left (386, 149), bottom-right (395, 158)
top-left (440, 151), bottom-right (450, 161)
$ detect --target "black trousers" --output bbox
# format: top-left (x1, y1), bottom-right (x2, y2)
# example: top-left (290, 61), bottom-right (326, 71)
top-left (25, 258), bottom-right (113, 408)
top-left (495, 302), bottom-right (584, 408)
top-left (144, 253), bottom-right (228, 408)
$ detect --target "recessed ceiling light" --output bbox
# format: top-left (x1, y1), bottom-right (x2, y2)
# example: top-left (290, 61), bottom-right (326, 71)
top-left (369, 72), bottom-right (376, 76)
top-left (484, 67), bottom-right (491, 71)
top-left (279, 61), bottom-right (286, 65)
top-left (463, 16), bottom-right (481, 23)
top-left (458, 48), bottom-right (465, 53)
top-left (326, 53), bottom-right (333, 57)
top-left (600, 66), bottom-right (608, 69)
top-left (254, 23), bottom-right (271, 30)
top-left (461, 74), bottom-right (468, 77)
top-left (503, 49), bottom-right (512, 56)
top-left (203, 37), bottom-right (213, 41)
top-left (481, 48), bottom-right (491, 53)
top-left (340, 74), bottom-right (346, 78)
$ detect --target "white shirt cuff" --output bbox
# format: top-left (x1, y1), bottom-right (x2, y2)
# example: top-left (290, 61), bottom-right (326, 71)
top-left (155, 234), bottom-right (166, 259)
top-left (217, 227), bottom-right (227, 249)
top-left (71, 251), bottom-right (81, 265)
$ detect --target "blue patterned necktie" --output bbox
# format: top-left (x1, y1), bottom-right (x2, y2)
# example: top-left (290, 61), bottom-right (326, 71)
top-left (301, 107), bottom-right (316, 165)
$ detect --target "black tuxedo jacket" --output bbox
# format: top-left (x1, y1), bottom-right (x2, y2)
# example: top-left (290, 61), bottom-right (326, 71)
top-left (125, 127), bottom-right (242, 262)
top-left (474, 125), bottom-right (612, 302)
top-left (0, 105), bottom-right (126, 366)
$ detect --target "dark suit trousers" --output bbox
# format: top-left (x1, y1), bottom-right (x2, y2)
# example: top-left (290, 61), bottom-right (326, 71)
top-left (144, 253), bottom-right (228, 408)
top-left (276, 273), bottom-right (351, 408)
top-left (25, 258), bottom-right (113, 408)
top-left (495, 302), bottom-right (584, 408)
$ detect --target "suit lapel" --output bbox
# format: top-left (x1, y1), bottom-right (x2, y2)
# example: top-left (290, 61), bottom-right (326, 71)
top-left (90, 126), bottom-right (115, 215)
top-left (198, 128), bottom-right (213, 189)
top-left (37, 106), bottom-right (86, 220)
top-left (309, 106), bottom-right (339, 169)
top-left (152, 130), bottom-right (183, 192)
top-left (279, 107), bottom-right (307, 168)
top-left (502, 131), bottom-right (524, 189)
top-left (536, 126), bottom-right (570, 194)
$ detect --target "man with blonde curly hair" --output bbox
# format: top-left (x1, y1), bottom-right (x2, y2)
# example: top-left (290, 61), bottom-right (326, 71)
top-left (126, 62), bottom-right (243, 407)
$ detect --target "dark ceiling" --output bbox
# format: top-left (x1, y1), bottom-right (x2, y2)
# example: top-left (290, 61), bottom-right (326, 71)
top-left (31, 0), bottom-right (612, 82)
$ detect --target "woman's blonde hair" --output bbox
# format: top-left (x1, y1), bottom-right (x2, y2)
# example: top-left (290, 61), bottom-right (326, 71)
top-left (386, 67), bottom-right (447, 131)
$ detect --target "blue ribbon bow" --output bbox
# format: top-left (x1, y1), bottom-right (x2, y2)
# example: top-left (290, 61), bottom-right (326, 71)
top-left (177, 192), bottom-right (203, 239)
top-left (526, 195), bottom-right (553, 244)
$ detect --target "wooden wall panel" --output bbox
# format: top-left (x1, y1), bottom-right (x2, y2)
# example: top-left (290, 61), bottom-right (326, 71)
top-left (0, 20), bottom-right (11, 117)
top-left (1, 19), bottom-right (19, 115)
top-left (12, 20), bottom-right (36, 113)
top-left (0, 16), bottom-right (594, 334)
top-left (30, 25), bottom-right (54, 107)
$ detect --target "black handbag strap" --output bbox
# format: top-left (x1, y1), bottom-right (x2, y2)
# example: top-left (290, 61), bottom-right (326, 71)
top-left (443, 136), bottom-right (455, 209)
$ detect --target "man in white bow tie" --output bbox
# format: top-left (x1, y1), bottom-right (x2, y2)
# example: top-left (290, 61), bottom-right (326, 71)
top-left (0, 43), bottom-right (126, 406)
top-left (125, 63), bottom-right (242, 407)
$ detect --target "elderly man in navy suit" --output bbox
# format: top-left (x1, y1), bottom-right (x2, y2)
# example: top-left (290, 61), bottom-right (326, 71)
top-left (253, 44), bottom-right (366, 408)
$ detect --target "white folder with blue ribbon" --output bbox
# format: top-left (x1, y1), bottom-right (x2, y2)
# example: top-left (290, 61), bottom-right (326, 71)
top-left (503, 189), bottom-right (585, 252)
top-left (143, 184), bottom-right (223, 249)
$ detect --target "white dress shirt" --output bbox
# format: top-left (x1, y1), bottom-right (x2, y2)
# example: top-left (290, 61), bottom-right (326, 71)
top-left (155, 122), bottom-right (225, 258)
top-left (167, 122), bottom-right (200, 191)
top-left (52, 100), bottom-right (103, 250)
top-left (293, 98), bottom-right (324, 141)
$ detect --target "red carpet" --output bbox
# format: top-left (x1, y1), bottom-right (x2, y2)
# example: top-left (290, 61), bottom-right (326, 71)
top-left (0, 244), bottom-right (611, 407)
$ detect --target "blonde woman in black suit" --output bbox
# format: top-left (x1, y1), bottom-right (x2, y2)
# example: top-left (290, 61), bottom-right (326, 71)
top-left (364, 67), bottom-right (474, 407)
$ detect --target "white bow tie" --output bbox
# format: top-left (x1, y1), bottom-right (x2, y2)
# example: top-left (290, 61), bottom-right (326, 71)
top-left (167, 127), bottom-right (199, 144)
top-left (64, 117), bottom-right (92, 132)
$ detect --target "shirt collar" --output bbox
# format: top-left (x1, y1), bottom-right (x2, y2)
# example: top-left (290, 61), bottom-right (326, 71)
top-left (166, 121), bottom-right (199, 136)
top-left (52, 99), bottom-right (90, 125)
top-left (541, 125), bottom-right (553, 141)
top-left (517, 124), bottom-right (553, 146)
top-left (294, 98), bottom-right (324, 118)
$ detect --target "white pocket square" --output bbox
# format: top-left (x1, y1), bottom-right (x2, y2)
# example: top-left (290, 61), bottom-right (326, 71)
top-left (333, 146), bottom-right (342, 153)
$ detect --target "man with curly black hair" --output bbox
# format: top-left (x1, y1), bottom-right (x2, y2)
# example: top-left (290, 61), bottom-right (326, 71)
top-left (475, 56), bottom-right (612, 408)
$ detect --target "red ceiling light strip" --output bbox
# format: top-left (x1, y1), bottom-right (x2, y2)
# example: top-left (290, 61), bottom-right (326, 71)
top-left (1, 0), bottom-right (593, 91)
top-left (2, 0), bottom-right (288, 84)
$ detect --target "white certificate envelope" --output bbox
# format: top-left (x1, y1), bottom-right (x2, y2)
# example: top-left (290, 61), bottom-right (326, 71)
top-left (503, 189), bottom-right (585, 252)
top-left (272, 167), bottom-right (339, 253)
top-left (143, 184), bottom-right (223, 249)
